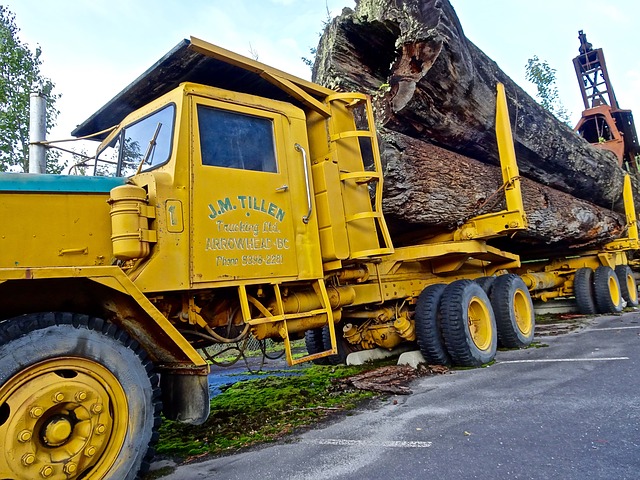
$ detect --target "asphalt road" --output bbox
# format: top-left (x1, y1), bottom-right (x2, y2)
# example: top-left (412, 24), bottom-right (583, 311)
top-left (159, 312), bottom-right (640, 480)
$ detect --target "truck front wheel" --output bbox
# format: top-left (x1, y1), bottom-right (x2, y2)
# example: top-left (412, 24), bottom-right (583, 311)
top-left (0, 312), bottom-right (160, 480)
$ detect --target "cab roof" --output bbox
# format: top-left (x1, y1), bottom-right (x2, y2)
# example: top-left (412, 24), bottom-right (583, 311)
top-left (72, 36), bottom-right (333, 140)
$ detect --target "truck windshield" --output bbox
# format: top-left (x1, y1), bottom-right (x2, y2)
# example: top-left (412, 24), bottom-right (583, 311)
top-left (95, 104), bottom-right (175, 177)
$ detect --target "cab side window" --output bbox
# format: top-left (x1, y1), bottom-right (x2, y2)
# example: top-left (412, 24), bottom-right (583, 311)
top-left (197, 105), bottom-right (277, 173)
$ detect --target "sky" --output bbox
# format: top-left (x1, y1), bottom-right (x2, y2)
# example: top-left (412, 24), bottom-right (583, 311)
top-left (6, 0), bottom-right (640, 166)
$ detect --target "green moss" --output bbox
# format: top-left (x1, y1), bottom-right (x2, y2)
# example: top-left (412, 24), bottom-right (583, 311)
top-left (155, 364), bottom-right (377, 459)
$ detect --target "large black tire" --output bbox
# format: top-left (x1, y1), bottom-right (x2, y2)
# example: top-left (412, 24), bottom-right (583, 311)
top-left (414, 283), bottom-right (450, 365)
top-left (304, 328), bottom-right (328, 365)
top-left (574, 267), bottom-right (597, 314)
top-left (475, 276), bottom-right (497, 296)
top-left (322, 324), bottom-right (360, 365)
top-left (615, 264), bottom-right (639, 307)
top-left (0, 312), bottom-right (161, 480)
top-left (594, 266), bottom-right (624, 313)
top-left (439, 280), bottom-right (497, 367)
top-left (490, 274), bottom-right (535, 348)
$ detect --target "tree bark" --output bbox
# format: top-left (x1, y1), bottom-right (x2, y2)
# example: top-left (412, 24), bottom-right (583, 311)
top-left (313, 0), bottom-right (627, 212)
top-left (380, 129), bottom-right (626, 253)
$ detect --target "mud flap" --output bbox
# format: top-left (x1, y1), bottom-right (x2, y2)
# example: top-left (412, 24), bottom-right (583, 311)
top-left (160, 373), bottom-right (210, 425)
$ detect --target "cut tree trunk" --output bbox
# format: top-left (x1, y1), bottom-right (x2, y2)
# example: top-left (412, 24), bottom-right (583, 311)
top-left (313, 0), bottom-right (627, 212)
top-left (379, 129), bottom-right (626, 253)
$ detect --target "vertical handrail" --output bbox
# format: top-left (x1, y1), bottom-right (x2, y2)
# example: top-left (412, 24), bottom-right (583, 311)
top-left (294, 143), bottom-right (313, 224)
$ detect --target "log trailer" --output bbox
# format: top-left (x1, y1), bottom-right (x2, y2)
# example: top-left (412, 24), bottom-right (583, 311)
top-left (511, 173), bottom-right (639, 314)
top-left (0, 38), bottom-right (534, 479)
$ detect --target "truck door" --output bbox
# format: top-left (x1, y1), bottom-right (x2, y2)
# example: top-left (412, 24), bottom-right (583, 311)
top-left (190, 95), bottom-right (314, 284)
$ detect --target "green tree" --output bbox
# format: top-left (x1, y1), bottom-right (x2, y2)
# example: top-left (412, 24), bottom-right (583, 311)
top-left (525, 55), bottom-right (570, 125)
top-left (0, 6), bottom-right (60, 173)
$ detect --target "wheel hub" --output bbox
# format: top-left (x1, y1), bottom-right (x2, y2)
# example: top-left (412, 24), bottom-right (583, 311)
top-left (608, 276), bottom-right (620, 304)
top-left (0, 357), bottom-right (128, 479)
top-left (627, 274), bottom-right (638, 302)
top-left (513, 288), bottom-right (533, 336)
top-left (42, 415), bottom-right (73, 447)
top-left (467, 296), bottom-right (492, 351)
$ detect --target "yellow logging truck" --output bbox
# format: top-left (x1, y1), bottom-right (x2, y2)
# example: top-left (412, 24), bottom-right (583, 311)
top-left (0, 38), bottom-right (535, 479)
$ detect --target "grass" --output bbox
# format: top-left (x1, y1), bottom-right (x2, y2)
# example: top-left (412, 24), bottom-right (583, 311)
top-left (154, 364), bottom-right (379, 461)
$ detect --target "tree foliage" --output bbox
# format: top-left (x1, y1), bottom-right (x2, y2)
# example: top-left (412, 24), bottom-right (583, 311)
top-left (525, 55), bottom-right (570, 125)
top-left (0, 6), bottom-right (60, 173)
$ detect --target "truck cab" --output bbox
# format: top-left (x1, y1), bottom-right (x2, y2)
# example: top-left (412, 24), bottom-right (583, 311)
top-left (77, 38), bottom-right (393, 293)
top-left (95, 82), bottom-right (324, 291)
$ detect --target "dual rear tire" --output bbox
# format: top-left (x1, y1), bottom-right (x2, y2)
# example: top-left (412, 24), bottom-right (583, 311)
top-left (415, 275), bottom-right (535, 367)
top-left (438, 280), bottom-right (497, 367)
top-left (574, 265), bottom-right (636, 314)
top-left (490, 274), bottom-right (535, 348)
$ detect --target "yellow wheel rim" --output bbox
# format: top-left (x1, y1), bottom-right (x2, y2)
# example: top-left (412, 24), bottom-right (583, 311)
top-left (0, 357), bottom-right (128, 479)
top-left (467, 296), bottom-right (493, 351)
top-left (608, 275), bottom-right (621, 305)
top-left (626, 273), bottom-right (638, 303)
top-left (513, 288), bottom-right (533, 336)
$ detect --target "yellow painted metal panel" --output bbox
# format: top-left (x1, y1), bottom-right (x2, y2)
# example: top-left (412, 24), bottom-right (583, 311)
top-left (0, 265), bottom-right (207, 368)
top-left (495, 83), bottom-right (526, 219)
top-left (311, 161), bottom-right (349, 261)
top-left (126, 89), bottom-right (192, 293)
top-left (0, 192), bottom-right (113, 268)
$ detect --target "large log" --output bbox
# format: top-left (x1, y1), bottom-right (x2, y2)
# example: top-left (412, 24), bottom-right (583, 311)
top-left (313, 0), bottom-right (627, 211)
top-left (380, 129), bottom-right (626, 253)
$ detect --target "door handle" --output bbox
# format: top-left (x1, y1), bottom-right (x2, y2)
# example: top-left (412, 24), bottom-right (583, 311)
top-left (275, 185), bottom-right (289, 192)
top-left (294, 143), bottom-right (313, 224)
